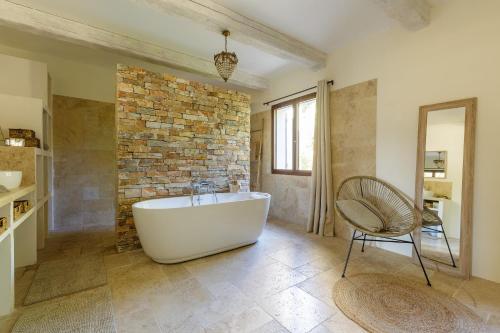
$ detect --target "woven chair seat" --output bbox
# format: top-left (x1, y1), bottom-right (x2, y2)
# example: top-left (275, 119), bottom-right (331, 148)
top-left (336, 176), bottom-right (418, 237)
top-left (421, 207), bottom-right (443, 226)
top-left (336, 200), bottom-right (384, 233)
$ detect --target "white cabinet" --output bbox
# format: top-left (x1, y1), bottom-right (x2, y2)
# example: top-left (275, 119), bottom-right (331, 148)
top-left (0, 186), bottom-right (37, 316)
top-left (423, 196), bottom-right (449, 238)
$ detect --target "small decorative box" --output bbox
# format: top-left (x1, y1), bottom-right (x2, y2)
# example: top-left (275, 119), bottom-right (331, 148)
top-left (13, 200), bottom-right (31, 220)
top-left (24, 137), bottom-right (40, 148)
top-left (9, 129), bottom-right (36, 139)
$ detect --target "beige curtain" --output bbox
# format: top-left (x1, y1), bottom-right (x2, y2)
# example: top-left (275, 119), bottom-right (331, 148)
top-left (307, 80), bottom-right (333, 235)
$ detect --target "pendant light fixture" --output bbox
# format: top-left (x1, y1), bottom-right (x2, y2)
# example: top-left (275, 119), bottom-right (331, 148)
top-left (433, 151), bottom-right (445, 169)
top-left (214, 30), bottom-right (238, 82)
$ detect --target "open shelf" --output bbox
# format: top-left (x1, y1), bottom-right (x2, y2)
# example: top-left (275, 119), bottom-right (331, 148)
top-left (12, 207), bottom-right (35, 230)
top-left (0, 55), bottom-right (52, 316)
top-left (0, 228), bottom-right (9, 243)
top-left (0, 186), bottom-right (37, 316)
top-left (0, 234), bottom-right (13, 315)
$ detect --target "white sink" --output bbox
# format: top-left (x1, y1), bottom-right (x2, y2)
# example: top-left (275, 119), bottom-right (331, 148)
top-left (0, 171), bottom-right (22, 190)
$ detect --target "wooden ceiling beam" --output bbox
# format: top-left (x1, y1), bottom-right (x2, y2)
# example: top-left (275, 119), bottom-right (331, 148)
top-left (137, 0), bottom-right (327, 69)
top-left (0, 1), bottom-right (268, 90)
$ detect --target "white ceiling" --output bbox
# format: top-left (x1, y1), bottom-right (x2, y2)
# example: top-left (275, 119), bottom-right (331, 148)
top-left (7, 0), bottom-right (402, 78)
top-left (215, 0), bottom-right (396, 52)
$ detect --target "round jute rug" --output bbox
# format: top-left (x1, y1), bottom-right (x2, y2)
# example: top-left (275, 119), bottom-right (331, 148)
top-left (333, 273), bottom-right (484, 333)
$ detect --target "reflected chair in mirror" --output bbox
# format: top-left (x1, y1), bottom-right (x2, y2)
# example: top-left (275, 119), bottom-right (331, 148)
top-left (336, 176), bottom-right (431, 286)
top-left (421, 208), bottom-right (457, 267)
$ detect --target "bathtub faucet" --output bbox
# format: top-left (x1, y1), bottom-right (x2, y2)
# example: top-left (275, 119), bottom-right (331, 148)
top-left (190, 180), bottom-right (218, 206)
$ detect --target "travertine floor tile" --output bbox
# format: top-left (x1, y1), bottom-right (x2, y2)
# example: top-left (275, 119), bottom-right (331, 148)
top-left (199, 282), bottom-right (257, 327)
top-left (149, 277), bottom-right (213, 332)
top-left (128, 249), bottom-right (152, 264)
top-left (104, 252), bottom-right (131, 271)
top-left (297, 265), bottom-right (344, 307)
top-left (14, 267), bottom-right (36, 306)
top-left (234, 262), bottom-right (308, 299)
top-left (109, 261), bottom-right (169, 314)
top-left (184, 256), bottom-right (250, 287)
top-left (259, 287), bottom-right (334, 333)
top-left (363, 246), bottom-right (414, 271)
top-left (268, 244), bottom-right (326, 268)
top-left (161, 263), bottom-right (192, 284)
top-left (317, 311), bottom-right (367, 332)
top-left (454, 277), bottom-right (500, 318)
top-left (342, 256), bottom-right (392, 276)
top-left (206, 306), bottom-right (273, 333)
top-left (397, 263), bottom-right (465, 296)
top-left (115, 308), bottom-right (160, 333)
top-left (252, 234), bottom-right (298, 255)
top-left (223, 246), bottom-right (279, 271)
top-left (295, 253), bottom-right (345, 278)
top-left (249, 320), bottom-right (289, 333)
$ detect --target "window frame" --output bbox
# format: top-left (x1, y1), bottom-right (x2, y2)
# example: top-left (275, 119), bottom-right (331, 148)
top-left (271, 92), bottom-right (316, 176)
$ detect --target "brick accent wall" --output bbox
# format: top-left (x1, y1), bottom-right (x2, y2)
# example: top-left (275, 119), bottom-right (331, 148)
top-left (115, 65), bottom-right (251, 251)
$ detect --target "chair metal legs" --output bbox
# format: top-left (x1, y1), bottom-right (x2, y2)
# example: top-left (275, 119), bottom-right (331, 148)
top-left (341, 229), bottom-right (432, 287)
top-left (441, 227), bottom-right (457, 267)
top-left (342, 230), bottom-right (357, 278)
top-left (422, 225), bottom-right (456, 267)
top-left (410, 233), bottom-right (432, 287)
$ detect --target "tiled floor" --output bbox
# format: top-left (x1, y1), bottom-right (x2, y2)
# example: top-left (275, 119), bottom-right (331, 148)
top-left (1, 219), bottom-right (500, 332)
top-left (421, 232), bottom-right (460, 265)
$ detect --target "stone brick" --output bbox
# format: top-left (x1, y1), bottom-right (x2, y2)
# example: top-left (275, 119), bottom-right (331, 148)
top-left (124, 188), bottom-right (141, 198)
top-left (141, 187), bottom-right (156, 197)
top-left (145, 121), bottom-right (161, 129)
top-left (116, 65), bottom-right (250, 252)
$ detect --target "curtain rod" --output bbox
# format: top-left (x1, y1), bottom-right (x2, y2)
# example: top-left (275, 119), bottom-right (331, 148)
top-left (263, 80), bottom-right (334, 106)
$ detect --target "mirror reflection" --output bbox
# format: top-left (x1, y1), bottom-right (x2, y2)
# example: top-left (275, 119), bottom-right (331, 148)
top-left (421, 107), bottom-right (465, 267)
top-left (424, 151), bottom-right (447, 178)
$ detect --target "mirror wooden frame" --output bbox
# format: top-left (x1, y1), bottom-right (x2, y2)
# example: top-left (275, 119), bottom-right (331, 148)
top-left (413, 98), bottom-right (477, 279)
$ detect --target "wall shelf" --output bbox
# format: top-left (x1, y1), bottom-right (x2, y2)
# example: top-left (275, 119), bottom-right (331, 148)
top-left (0, 226), bottom-right (9, 243)
top-left (0, 186), bottom-right (37, 207)
top-left (12, 206), bottom-right (35, 229)
top-left (0, 185), bottom-right (37, 316)
top-left (0, 55), bottom-right (51, 316)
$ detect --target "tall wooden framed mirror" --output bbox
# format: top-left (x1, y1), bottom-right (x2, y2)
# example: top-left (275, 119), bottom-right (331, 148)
top-left (414, 98), bottom-right (477, 279)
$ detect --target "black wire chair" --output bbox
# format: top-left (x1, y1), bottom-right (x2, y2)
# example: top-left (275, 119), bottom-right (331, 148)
top-left (421, 207), bottom-right (457, 267)
top-left (336, 176), bottom-right (431, 286)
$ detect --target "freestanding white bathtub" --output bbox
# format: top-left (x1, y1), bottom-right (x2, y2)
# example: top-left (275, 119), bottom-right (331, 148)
top-left (132, 192), bottom-right (271, 263)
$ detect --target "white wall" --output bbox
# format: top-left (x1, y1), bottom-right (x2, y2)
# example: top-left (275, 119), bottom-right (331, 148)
top-left (0, 43), bottom-right (117, 104)
top-left (253, 0), bottom-right (500, 282)
top-left (0, 54), bottom-right (48, 108)
top-left (0, 29), bottom-right (257, 104)
top-left (252, 66), bottom-right (328, 113)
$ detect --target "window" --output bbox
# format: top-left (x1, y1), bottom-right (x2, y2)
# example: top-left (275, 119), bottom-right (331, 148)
top-left (272, 93), bottom-right (316, 175)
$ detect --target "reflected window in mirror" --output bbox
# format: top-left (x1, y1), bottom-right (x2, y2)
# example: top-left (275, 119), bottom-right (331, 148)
top-left (424, 151), bottom-right (447, 178)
